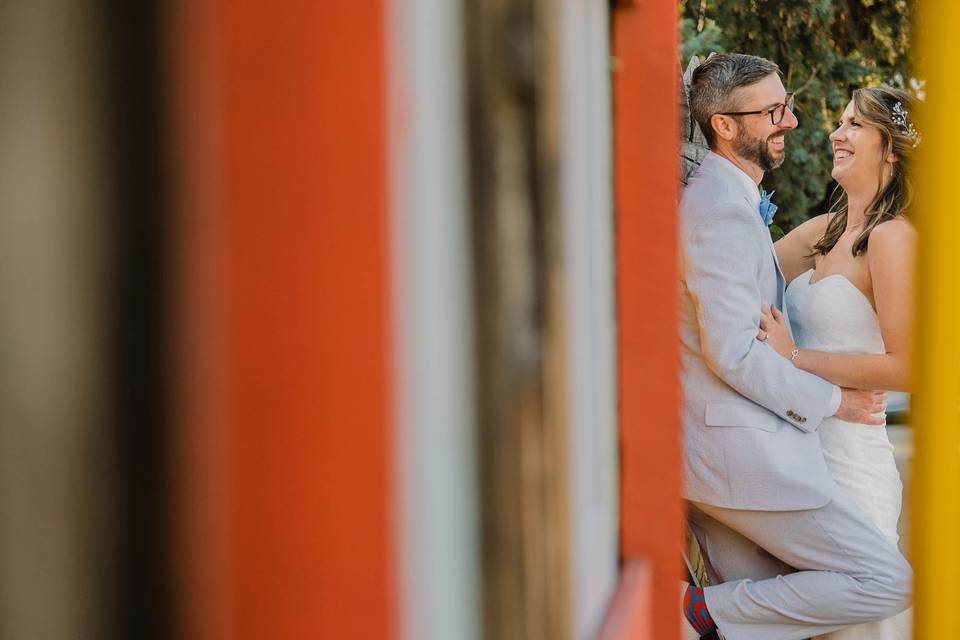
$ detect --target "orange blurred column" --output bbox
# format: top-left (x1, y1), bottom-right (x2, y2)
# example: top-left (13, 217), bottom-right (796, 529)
top-left (607, 0), bottom-right (683, 638)
top-left (174, 2), bottom-right (394, 639)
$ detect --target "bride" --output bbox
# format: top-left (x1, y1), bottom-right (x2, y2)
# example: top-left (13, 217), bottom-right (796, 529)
top-left (760, 85), bottom-right (917, 639)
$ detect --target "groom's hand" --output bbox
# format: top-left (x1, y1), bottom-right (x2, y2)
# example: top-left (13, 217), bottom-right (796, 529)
top-left (836, 388), bottom-right (887, 426)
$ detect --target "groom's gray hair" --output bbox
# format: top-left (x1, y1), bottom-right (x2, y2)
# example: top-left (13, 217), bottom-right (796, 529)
top-left (690, 53), bottom-right (780, 148)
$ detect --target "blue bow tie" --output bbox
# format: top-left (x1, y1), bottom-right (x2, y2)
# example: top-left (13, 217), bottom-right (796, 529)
top-left (759, 189), bottom-right (777, 226)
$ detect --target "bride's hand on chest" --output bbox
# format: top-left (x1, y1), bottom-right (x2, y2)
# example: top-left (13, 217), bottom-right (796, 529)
top-left (758, 305), bottom-right (796, 360)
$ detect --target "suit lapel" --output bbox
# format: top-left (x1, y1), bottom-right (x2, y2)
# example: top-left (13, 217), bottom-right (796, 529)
top-left (767, 229), bottom-right (788, 319)
top-left (744, 193), bottom-right (788, 313)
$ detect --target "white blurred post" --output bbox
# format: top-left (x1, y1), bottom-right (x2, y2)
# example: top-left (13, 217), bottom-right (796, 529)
top-left (557, 1), bottom-right (619, 637)
top-left (388, 2), bottom-right (479, 639)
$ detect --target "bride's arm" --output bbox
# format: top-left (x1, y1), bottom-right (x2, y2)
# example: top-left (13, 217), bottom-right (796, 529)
top-left (774, 213), bottom-right (831, 283)
top-left (762, 219), bottom-right (916, 391)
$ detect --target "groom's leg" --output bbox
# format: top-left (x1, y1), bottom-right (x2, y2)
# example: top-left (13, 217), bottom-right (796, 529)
top-left (694, 491), bottom-right (912, 640)
top-left (689, 502), bottom-right (794, 584)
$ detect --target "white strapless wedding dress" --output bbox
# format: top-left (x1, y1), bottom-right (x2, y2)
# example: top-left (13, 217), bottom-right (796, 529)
top-left (785, 269), bottom-right (911, 640)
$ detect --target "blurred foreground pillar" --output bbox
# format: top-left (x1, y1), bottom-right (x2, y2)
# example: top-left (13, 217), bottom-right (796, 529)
top-left (388, 0), bottom-right (480, 639)
top-left (0, 2), bottom-right (115, 638)
top-left (606, 1), bottom-right (682, 638)
top-left (912, 4), bottom-right (960, 638)
top-left (171, 2), bottom-right (394, 639)
top-left (464, 0), bottom-right (572, 638)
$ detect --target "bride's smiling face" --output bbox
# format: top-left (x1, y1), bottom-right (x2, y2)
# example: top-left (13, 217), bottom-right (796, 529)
top-left (829, 100), bottom-right (895, 190)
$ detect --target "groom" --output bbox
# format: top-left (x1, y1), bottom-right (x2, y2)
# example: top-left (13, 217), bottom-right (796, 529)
top-left (679, 53), bottom-right (912, 639)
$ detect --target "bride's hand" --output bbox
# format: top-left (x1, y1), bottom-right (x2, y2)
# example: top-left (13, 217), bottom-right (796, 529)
top-left (758, 305), bottom-right (796, 360)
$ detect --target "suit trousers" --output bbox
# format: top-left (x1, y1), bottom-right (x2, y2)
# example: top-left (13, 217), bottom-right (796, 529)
top-left (689, 493), bottom-right (912, 640)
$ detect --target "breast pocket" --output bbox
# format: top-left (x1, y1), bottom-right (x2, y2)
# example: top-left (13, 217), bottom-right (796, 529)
top-left (705, 402), bottom-right (781, 433)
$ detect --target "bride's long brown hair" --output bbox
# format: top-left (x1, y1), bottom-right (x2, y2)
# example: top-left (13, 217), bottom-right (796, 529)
top-left (812, 86), bottom-right (917, 257)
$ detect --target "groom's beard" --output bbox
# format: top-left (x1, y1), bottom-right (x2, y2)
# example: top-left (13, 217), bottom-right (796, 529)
top-left (734, 129), bottom-right (785, 171)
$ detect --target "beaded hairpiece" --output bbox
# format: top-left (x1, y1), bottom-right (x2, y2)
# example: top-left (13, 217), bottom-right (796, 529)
top-left (892, 101), bottom-right (921, 148)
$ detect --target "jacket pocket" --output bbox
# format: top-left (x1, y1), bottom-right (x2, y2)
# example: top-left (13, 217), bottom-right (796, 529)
top-left (705, 402), bottom-right (780, 433)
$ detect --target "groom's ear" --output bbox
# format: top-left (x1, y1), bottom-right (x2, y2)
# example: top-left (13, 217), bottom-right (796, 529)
top-left (710, 113), bottom-right (738, 143)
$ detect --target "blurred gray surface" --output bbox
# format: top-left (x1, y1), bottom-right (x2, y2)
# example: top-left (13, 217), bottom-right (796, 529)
top-left (888, 425), bottom-right (912, 556)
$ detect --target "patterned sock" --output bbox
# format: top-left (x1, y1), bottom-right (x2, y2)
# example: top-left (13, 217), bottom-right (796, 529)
top-left (683, 584), bottom-right (717, 636)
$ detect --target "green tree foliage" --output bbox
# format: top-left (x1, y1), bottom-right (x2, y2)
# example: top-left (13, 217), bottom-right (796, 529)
top-left (680, 0), bottom-right (914, 231)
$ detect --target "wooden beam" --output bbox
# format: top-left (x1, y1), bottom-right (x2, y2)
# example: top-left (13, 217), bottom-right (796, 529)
top-left (465, 0), bottom-right (571, 637)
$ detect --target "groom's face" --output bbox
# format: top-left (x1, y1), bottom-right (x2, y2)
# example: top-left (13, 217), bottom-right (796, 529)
top-left (730, 74), bottom-right (797, 171)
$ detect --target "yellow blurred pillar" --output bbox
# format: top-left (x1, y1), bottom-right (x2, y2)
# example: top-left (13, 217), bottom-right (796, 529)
top-left (913, 4), bottom-right (960, 637)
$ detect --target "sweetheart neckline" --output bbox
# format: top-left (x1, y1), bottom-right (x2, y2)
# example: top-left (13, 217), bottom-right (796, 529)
top-left (794, 269), bottom-right (876, 314)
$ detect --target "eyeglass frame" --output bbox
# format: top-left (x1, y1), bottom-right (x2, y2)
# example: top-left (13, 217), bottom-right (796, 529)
top-left (715, 92), bottom-right (796, 126)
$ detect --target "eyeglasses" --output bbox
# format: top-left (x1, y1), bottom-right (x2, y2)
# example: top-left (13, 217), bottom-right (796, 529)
top-left (716, 92), bottom-right (796, 126)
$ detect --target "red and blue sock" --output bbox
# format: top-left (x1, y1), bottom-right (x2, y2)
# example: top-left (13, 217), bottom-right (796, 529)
top-left (683, 584), bottom-right (717, 636)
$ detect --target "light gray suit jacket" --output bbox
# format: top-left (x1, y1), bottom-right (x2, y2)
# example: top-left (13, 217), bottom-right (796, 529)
top-left (679, 152), bottom-right (837, 511)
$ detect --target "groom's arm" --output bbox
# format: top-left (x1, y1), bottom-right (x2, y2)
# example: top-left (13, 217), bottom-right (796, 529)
top-left (685, 203), bottom-right (835, 432)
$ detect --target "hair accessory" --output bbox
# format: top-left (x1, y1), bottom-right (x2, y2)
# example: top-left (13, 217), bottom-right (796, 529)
top-left (892, 101), bottom-right (921, 148)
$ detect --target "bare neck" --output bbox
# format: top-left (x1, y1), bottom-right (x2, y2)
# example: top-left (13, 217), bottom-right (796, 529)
top-left (713, 146), bottom-right (764, 185)
top-left (845, 196), bottom-right (869, 230)
top-left (843, 173), bottom-right (890, 230)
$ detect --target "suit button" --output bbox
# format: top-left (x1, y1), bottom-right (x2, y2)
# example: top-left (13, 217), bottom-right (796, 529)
top-left (800, 417), bottom-right (807, 423)
top-left (786, 410), bottom-right (796, 418)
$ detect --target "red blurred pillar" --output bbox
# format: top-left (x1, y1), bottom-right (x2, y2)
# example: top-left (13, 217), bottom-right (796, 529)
top-left (173, 2), bottom-right (394, 639)
top-left (604, 0), bottom-right (682, 637)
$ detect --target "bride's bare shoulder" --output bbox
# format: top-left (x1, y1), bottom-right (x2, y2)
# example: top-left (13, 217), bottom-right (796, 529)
top-left (870, 217), bottom-right (917, 249)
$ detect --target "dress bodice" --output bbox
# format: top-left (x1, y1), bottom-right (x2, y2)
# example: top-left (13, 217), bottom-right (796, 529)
top-left (785, 269), bottom-right (884, 355)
